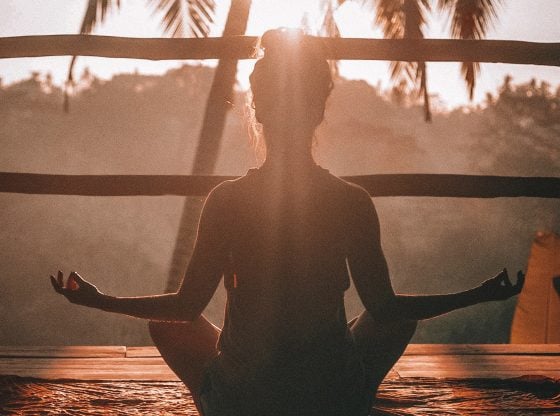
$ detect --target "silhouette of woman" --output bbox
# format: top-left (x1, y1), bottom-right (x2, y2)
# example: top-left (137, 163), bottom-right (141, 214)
top-left (50, 29), bottom-right (524, 416)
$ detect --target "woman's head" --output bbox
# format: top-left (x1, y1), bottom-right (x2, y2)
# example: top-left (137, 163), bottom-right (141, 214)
top-left (249, 29), bottom-right (333, 142)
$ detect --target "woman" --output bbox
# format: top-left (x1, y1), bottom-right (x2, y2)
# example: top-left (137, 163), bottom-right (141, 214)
top-left (50, 29), bottom-right (524, 416)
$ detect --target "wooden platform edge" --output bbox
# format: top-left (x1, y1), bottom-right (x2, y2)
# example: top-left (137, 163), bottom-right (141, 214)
top-left (1, 345), bottom-right (559, 382)
top-left (0, 346), bottom-right (126, 358)
top-left (403, 344), bottom-right (560, 355)
top-left (2, 344), bottom-right (559, 358)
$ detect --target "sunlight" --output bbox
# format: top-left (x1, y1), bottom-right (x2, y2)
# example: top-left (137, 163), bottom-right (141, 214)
top-left (247, 0), bottom-right (326, 35)
top-left (1, 1), bottom-right (557, 109)
top-left (236, 0), bottom-right (330, 93)
top-left (236, 1), bottom-right (391, 103)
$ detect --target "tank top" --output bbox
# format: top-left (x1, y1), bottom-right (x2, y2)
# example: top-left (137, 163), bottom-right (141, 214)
top-left (201, 165), bottom-right (369, 416)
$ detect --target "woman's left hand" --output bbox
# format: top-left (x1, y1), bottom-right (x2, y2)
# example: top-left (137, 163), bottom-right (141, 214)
top-left (478, 268), bottom-right (525, 302)
top-left (50, 271), bottom-right (104, 308)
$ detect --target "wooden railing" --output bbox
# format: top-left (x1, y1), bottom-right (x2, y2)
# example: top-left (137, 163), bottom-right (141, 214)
top-left (1, 35), bottom-right (559, 65)
top-left (1, 34), bottom-right (558, 198)
top-left (0, 172), bottom-right (558, 198)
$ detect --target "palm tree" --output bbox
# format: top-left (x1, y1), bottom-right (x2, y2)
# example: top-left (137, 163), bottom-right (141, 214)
top-left (437, 0), bottom-right (501, 100)
top-left (374, 0), bottom-right (433, 121)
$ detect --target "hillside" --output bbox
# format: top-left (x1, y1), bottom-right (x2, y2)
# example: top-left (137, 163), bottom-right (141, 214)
top-left (1, 66), bottom-right (558, 345)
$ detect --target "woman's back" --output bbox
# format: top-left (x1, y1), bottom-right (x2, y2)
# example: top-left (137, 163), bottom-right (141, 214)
top-left (203, 164), bottom-right (369, 415)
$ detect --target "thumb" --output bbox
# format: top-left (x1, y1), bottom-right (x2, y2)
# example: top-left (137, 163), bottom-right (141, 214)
top-left (68, 271), bottom-right (85, 290)
top-left (69, 271), bottom-right (84, 282)
top-left (500, 268), bottom-right (512, 287)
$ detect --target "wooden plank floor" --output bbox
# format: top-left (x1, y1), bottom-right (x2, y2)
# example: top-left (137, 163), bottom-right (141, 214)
top-left (1, 344), bottom-right (559, 381)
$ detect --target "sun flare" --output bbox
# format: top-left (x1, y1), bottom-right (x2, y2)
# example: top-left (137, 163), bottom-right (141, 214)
top-left (248, 0), bottom-right (327, 35)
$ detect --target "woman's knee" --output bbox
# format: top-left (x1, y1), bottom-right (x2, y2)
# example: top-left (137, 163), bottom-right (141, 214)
top-left (148, 319), bottom-right (190, 333)
top-left (149, 320), bottom-right (193, 345)
top-left (149, 317), bottom-right (220, 357)
top-left (353, 310), bottom-right (417, 332)
top-left (399, 319), bottom-right (418, 337)
top-left (378, 316), bottom-right (417, 343)
top-left (351, 311), bottom-right (418, 352)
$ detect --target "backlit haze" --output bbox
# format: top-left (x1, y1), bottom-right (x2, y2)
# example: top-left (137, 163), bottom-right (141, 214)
top-left (1, 0), bottom-right (559, 109)
top-left (2, 1), bottom-right (559, 347)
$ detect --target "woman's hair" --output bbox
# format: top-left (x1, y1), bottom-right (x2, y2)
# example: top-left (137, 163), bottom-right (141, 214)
top-left (249, 29), bottom-right (334, 134)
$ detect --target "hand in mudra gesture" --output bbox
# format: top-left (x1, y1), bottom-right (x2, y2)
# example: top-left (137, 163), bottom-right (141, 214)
top-left (50, 270), bottom-right (103, 307)
top-left (479, 268), bottom-right (525, 301)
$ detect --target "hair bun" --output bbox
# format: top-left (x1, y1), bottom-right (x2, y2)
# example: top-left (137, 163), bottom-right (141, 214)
top-left (261, 28), bottom-right (306, 57)
top-left (250, 28), bottom-right (333, 129)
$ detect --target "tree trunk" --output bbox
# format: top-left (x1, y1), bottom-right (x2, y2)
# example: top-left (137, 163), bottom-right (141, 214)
top-left (165, 0), bottom-right (252, 292)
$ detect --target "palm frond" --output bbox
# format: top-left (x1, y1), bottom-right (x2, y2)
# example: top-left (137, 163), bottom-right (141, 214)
top-left (64, 0), bottom-right (121, 112)
top-left (438, 0), bottom-right (501, 99)
top-left (375, 0), bottom-right (405, 39)
top-left (80, 0), bottom-right (121, 34)
top-left (321, 2), bottom-right (341, 37)
top-left (149, 0), bottom-right (216, 38)
top-left (188, 0), bottom-right (213, 37)
top-left (375, 0), bottom-right (432, 121)
top-left (149, 0), bottom-right (186, 37)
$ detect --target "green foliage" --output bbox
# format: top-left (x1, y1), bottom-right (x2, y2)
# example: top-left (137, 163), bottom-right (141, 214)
top-left (473, 77), bottom-right (560, 176)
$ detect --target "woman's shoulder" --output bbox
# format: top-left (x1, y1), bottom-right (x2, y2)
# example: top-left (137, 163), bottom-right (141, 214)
top-left (212, 165), bottom-right (372, 203)
top-left (205, 170), bottom-right (257, 202)
top-left (204, 178), bottom-right (237, 208)
top-left (319, 169), bottom-right (372, 201)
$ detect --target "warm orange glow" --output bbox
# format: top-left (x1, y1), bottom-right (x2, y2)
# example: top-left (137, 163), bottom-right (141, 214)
top-left (248, 0), bottom-right (325, 35)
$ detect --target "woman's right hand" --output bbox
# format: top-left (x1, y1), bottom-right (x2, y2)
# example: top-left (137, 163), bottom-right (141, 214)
top-left (50, 270), bottom-right (104, 308)
top-left (478, 268), bottom-right (525, 302)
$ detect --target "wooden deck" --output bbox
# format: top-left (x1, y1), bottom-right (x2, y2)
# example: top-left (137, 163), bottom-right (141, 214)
top-left (1, 344), bottom-right (559, 381)
top-left (1, 345), bottom-right (559, 415)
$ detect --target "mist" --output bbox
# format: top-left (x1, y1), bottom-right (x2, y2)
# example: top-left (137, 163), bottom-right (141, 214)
top-left (1, 65), bottom-right (558, 345)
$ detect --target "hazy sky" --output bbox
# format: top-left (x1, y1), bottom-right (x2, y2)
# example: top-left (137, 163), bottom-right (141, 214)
top-left (1, 0), bottom-right (559, 108)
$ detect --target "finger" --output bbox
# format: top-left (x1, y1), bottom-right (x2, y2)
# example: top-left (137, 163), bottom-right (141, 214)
top-left (67, 272), bottom-right (81, 291)
top-left (57, 270), bottom-right (64, 287)
top-left (69, 271), bottom-right (85, 284)
top-left (515, 270), bottom-right (526, 292)
top-left (501, 268), bottom-right (512, 287)
top-left (50, 275), bottom-right (63, 293)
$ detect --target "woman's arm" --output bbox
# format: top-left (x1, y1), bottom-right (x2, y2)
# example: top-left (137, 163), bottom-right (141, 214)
top-left (388, 269), bottom-right (524, 320)
top-left (347, 189), bottom-right (524, 321)
top-left (50, 270), bottom-right (187, 321)
top-left (50, 183), bottom-right (231, 322)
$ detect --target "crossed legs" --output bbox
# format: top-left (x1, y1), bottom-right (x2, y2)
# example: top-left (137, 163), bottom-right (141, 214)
top-left (350, 311), bottom-right (418, 396)
top-left (148, 316), bottom-right (220, 414)
top-left (149, 311), bottom-right (417, 414)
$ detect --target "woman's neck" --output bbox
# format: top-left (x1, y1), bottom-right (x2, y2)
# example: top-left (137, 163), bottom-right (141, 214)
top-left (263, 149), bottom-right (315, 169)
top-left (261, 127), bottom-right (316, 173)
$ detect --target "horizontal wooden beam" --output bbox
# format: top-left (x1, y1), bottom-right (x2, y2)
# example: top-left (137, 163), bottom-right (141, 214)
top-left (0, 172), bottom-right (558, 198)
top-left (1, 35), bottom-right (559, 66)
